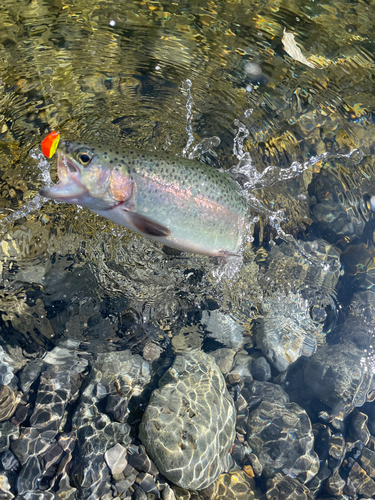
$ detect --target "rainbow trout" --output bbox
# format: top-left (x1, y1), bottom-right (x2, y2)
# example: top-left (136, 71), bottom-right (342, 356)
top-left (40, 140), bottom-right (248, 256)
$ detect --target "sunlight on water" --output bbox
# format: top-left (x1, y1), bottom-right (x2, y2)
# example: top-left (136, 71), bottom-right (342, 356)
top-left (2, 0), bottom-right (375, 495)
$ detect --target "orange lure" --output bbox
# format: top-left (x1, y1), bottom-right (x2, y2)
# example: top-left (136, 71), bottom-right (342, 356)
top-left (41, 131), bottom-right (60, 158)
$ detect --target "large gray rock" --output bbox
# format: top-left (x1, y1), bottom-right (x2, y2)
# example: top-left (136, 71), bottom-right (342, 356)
top-left (139, 350), bottom-right (236, 490)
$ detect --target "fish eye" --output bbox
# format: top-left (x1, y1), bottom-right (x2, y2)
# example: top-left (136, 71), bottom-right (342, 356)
top-left (76, 150), bottom-right (92, 166)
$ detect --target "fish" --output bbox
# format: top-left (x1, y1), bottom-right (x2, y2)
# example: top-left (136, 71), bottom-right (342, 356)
top-left (40, 140), bottom-right (249, 256)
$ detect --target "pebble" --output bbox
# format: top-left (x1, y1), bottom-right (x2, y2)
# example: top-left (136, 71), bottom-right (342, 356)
top-left (249, 355), bottom-right (271, 382)
top-left (208, 348), bottom-right (236, 375)
top-left (0, 385), bottom-right (21, 423)
top-left (162, 485), bottom-right (176, 500)
top-left (128, 451), bottom-right (158, 475)
top-left (104, 443), bottom-right (128, 475)
top-left (143, 342), bottom-right (163, 362)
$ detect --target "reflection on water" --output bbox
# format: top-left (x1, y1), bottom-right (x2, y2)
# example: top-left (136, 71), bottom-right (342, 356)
top-left (2, 0), bottom-right (375, 497)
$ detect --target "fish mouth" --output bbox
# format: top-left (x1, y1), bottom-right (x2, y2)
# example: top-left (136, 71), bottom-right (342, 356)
top-left (40, 151), bottom-right (88, 202)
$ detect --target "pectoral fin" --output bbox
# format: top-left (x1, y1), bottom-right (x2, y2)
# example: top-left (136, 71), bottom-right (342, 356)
top-left (126, 211), bottom-right (171, 237)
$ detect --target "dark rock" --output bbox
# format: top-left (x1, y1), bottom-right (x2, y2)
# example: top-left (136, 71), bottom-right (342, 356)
top-left (11, 427), bottom-right (50, 465)
top-left (241, 380), bottom-right (289, 412)
top-left (128, 452), bottom-right (158, 475)
top-left (17, 455), bottom-right (43, 494)
top-left (305, 343), bottom-right (375, 421)
top-left (1, 450), bottom-right (19, 471)
top-left (11, 404), bottom-right (30, 426)
top-left (247, 400), bottom-right (319, 483)
top-left (345, 461), bottom-right (375, 497)
top-left (0, 422), bottom-right (19, 454)
top-left (41, 442), bottom-right (64, 470)
top-left (133, 487), bottom-right (147, 500)
top-left (359, 446), bottom-right (375, 478)
top-left (350, 410), bottom-right (370, 446)
top-left (249, 356), bottom-right (271, 382)
top-left (136, 472), bottom-right (160, 498)
top-left (325, 469), bottom-right (345, 496)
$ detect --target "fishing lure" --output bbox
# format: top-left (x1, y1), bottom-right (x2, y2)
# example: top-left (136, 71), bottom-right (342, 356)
top-left (41, 131), bottom-right (60, 158)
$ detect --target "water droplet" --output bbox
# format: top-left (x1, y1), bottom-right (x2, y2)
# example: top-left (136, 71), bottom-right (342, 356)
top-left (182, 79), bottom-right (192, 90)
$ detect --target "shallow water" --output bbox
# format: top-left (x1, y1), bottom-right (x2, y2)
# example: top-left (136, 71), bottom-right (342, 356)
top-left (2, 0), bottom-right (375, 498)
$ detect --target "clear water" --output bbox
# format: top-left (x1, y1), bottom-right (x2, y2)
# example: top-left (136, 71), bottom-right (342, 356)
top-left (2, 0), bottom-right (375, 497)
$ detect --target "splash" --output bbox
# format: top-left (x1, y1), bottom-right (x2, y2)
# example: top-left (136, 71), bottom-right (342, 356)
top-left (1, 148), bottom-right (54, 223)
top-left (232, 118), bottom-right (363, 191)
top-left (181, 79), bottom-right (221, 159)
top-left (231, 116), bottom-right (360, 271)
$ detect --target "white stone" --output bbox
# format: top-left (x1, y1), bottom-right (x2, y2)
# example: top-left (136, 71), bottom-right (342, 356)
top-left (104, 444), bottom-right (127, 475)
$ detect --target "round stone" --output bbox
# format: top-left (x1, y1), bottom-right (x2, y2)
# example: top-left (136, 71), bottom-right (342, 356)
top-left (139, 350), bottom-right (236, 490)
top-left (247, 400), bottom-right (319, 483)
top-left (304, 342), bottom-right (375, 420)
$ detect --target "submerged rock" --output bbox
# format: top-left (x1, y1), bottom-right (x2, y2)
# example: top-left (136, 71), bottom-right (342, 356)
top-left (345, 461), bottom-right (375, 497)
top-left (209, 348), bottom-right (236, 375)
top-left (0, 473), bottom-right (14, 500)
top-left (241, 380), bottom-right (290, 412)
top-left (262, 239), bottom-right (341, 319)
top-left (104, 443), bottom-right (128, 475)
top-left (247, 400), bottom-right (319, 483)
top-left (0, 347), bottom-right (15, 387)
top-left (265, 474), bottom-right (314, 500)
top-left (304, 343), bottom-right (375, 420)
top-left (201, 310), bottom-right (244, 349)
top-left (70, 350), bottom-right (149, 499)
top-left (256, 292), bottom-right (322, 372)
top-left (139, 350), bottom-right (236, 490)
top-left (196, 470), bottom-right (261, 500)
top-left (0, 385), bottom-right (20, 423)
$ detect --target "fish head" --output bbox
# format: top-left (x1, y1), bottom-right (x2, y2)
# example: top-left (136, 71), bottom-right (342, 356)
top-left (40, 141), bottom-right (133, 210)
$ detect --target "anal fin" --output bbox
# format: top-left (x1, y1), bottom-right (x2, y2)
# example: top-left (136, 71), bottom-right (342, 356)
top-left (127, 211), bottom-right (171, 237)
